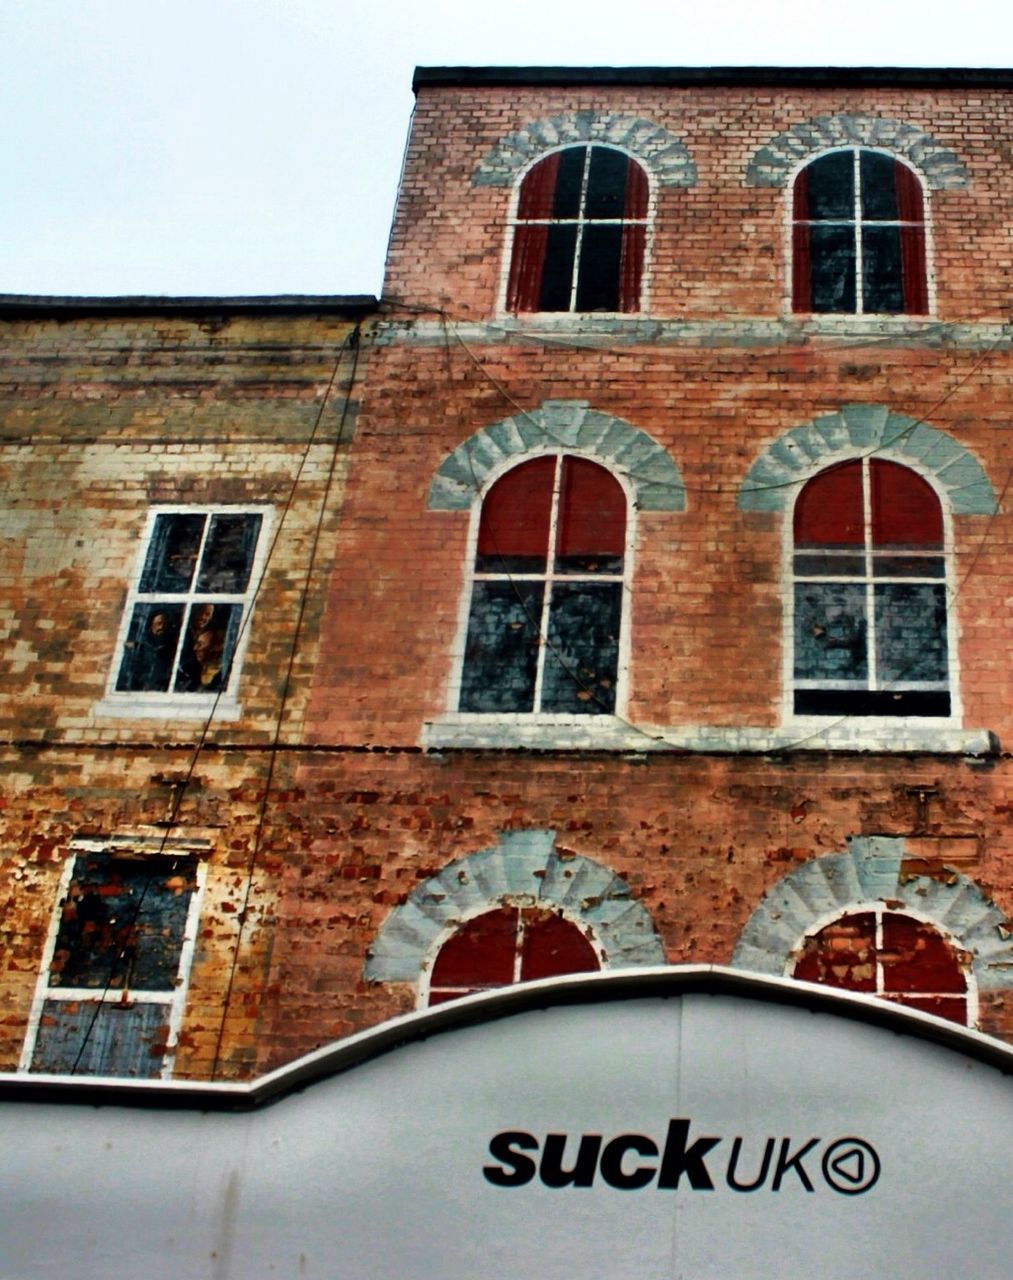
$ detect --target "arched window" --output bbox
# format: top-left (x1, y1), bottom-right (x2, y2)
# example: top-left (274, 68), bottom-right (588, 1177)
top-left (792, 458), bottom-right (950, 717)
top-left (792, 149), bottom-right (928, 315)
top-left (458, 455), bottom-right (627, 715)
top-left (506, 145), bottom-right (649, 314)
top-left (426, 906), bottom-right (600, 1007)
top-left (791, 907), bottom-right (971, 1026)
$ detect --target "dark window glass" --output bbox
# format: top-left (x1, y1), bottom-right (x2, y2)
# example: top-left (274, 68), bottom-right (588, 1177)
top-left (542, 582), bottom-right (622, 714)
top-left (459, 581), bottom-right (543, 713)
top-left (31, 1000), bottom-right (170, 1079)
top-left (139, 513), bottom-right (205, 593)
top-left (507, 146), bottom-right (648, 313)
top-left (874, 583), bottom-right (948, 683)
top-left (195, 513), bottom-right (262, 592)
top-left (48, 855), bottom-right (196, 992)
top-left (794, 582), bottom-right (868, 683)
top-left (115, 603), bottom-right (185, 692)
top-left (792, 149), bottom-right (927, 315)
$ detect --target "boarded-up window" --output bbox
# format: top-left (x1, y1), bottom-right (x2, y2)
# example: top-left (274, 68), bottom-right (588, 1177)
top-left (506, 145), bottom-right (649, 313)
top-left (459, 455), bottom-right (627, 715)
top-left (792, 458), bottom-right (949, 716)
top-left (114, 509), bottom-right (263, 699)
top-left (427, 906), bottom-right (600, 1006)
top-left (792, 908), bottom-right (971, 1026)
top-left (30, 854), bottom-right (198, 1078)
top-left (792, 149), bottom-right (928, 315)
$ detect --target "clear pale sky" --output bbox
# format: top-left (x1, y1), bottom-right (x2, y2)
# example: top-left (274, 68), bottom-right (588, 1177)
top-left (2, 0), bottom-right (1009, 298)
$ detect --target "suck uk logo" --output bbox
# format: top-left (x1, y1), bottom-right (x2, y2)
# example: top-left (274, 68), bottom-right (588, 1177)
top-left (483, 1119), bottom-right (881, 1196)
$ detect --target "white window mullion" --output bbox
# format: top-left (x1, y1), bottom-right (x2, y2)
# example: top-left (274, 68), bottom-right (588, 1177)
top-left (532, 455), bottom-right (563, 711)
top-left (568, 146), bottom-right (593, 312)
top-left (862, 457), bottom-right (878, 690)
top-left (852, 149), bottom-right (865, 316)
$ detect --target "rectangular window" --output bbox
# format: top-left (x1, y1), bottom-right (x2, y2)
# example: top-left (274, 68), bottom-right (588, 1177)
top-left (22, 850), bottom-right (203, 1079)
top-left (99, 508), bottom-right (267, 718)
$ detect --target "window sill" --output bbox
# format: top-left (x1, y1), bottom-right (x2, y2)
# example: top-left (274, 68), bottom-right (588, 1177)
top-left (92, 695), bottom-right (242, 723)
top-left (423, 715), bottom-right (996, 756)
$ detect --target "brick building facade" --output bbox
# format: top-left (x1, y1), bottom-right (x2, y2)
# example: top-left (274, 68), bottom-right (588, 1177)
top-left (3, 68), bottom-right (1013, 1081)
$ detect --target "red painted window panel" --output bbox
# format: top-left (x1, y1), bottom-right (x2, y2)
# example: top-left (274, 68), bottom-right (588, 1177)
top-left (883, 995), bottom-right (968, 1026)
top-left (869, 460), bottom-right (942, 548)
top-left (880, 913), bottom-right (966, 993)
top-left (477, 457), bottom-right (555, 566)
top-left (555, 457), bottom-right (627, 564)
top-left (793, 460), bottom-right (865, 546)
top-left (429, 909), bottom-right (517, 990)
top-left (519, 909), bottom-right (600, 982)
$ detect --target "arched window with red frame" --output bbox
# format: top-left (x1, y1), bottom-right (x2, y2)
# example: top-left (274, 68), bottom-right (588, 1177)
top-left (791, 907), bottom-right (972, 1026)
top-left (426, 906), bottom-right (601, 1007)
top-left (792, 457), bottom-right (950, 717)
top-left (506, 145), bottom-right (649, 314)
top-left (458, 454), bottom-right (627, 715)
top-left (792, 149), bottom-right (928, 315)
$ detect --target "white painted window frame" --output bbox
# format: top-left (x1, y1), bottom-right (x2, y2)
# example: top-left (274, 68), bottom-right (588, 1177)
top-left (19, 838), bottom-right (208, 1079)
top-left (784, 146), bottom-right (936, 320)
top-left (94, 504), bottom-right (273, 721)
top-left (496, 143), bottom-right (656, 318)
top-left (444, 449), bottom-right (637, 725)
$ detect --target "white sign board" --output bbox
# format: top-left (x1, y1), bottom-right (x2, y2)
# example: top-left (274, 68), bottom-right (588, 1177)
top-left (1, 969), bottom-right (1012, 1278)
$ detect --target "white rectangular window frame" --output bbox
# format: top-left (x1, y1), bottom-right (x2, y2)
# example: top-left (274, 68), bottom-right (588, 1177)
top-left (780, 464), bottom-right (964, 738)
top-left (94, 504), bottom-right (272, 721)
top-left (441, 451), bottom-right (636, 733)
top-left (19, 839), bottom-right (208, 1080)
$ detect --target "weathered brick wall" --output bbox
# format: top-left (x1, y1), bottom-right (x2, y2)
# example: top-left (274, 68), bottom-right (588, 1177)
top-left (385, 85), bottom-right (1013, 322)
top-left (0, 312), bottom-right (368, 743)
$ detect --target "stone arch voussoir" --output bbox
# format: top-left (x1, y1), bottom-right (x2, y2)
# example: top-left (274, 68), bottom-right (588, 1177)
top-left (744, 114), bottom-right (970, 189)
top-left (428, 399), bottom-right (685, 512)
top-left (473, 112), bottom-right (696, 188)
top-left (738, 403), bottom-right (996, 515)
top-left (364, 829), bottom-right (666, 982)
top-left (731, 836), bottom-right (1013, 990)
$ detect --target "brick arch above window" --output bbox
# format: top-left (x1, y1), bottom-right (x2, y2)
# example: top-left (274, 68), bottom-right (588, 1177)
top-left (744, 115), bottom-right (970, 190)
top-left (427, 399), bottom-right (685, 512)
top-left (363, 829), bottom-right (666, 983)
top-left (737, 403), bottom-right (997, 515)
top-left (730, 835), bottom-right (1013, 992)
top-left (473, 112), bottom-right (696, 188)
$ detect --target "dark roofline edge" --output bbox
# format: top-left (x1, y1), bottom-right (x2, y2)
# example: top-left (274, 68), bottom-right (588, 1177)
top-left (414, 64), bottom-right (1013, 91)
top-left (0, 293), bottom-right (378, 319)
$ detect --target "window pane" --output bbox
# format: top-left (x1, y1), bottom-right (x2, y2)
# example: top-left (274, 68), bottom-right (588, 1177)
top-left (808, 225), bottom-right (856, 312)
top-left (862, 225), bottom-right (905, 313)
top-left (794, 460), bottom-right (864, 547)
top-left (583, 147), bottom-right (630, 219)
top-left (551, 147), bottom-right (585, 219)
top-left (870, 460), bottom-right (943, 549)
top-left (476, 457), bottom-right (555, 572)
top-left (138, 513), bottom-right (205, 593)
top-left (516, 152), bottom-right (561, 220)
top-left (794, 582), bottom-right (868, 682)
top-left (872, 554), bottom-right (945, 579)
top-left (874, 583), bottom-right (948, 683)
top-left (884, 995), bottom-right (968, 1025)
top-left (802, 151), bottom-right (854, 220)
top-left (31, 1000), bottom-right (169, 1079)
top-left (115, 603), bottom-right (184, 692)
top-left (859, 150), bottom-right (902, 220)
top-left (794, 553), bottom-right (866, 577)
top-left (49, 855), bottom-right (196, 992)
top-left (459, 581), bottom-right (543, 713)
top-left (195, 513), bottom-right (262, 592)
top-left (519, 909), bottom-right (599, 981)
top-left (575, 224), bottom-right (624, 312)
top-left (173, 602), bottom-right (242, 693)
top-left (538, 225), bottom-right (578, 311)
top-left (541, 581), bottom-right (621, 714)
top-left (555, 457), bottom-right (626, 574)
